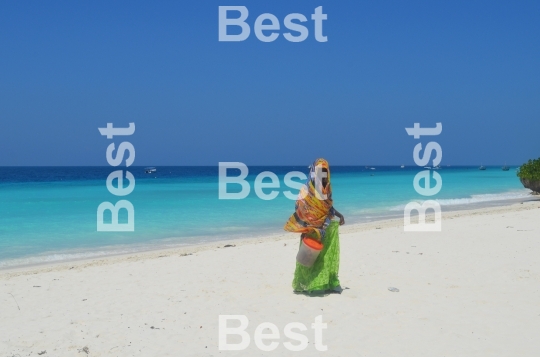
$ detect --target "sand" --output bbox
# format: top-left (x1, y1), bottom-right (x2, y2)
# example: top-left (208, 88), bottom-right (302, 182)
top-left (1, 201), bottom-right (539, 356)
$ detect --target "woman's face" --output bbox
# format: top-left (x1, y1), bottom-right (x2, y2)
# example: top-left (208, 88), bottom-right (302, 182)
top-left (322, 168), bottom-right (329, 188)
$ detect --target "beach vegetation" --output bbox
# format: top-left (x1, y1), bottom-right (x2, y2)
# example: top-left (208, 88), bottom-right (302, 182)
top-left (517, 158), bottom-right (540, 181)
top-left (517, 158), bottom-right (540, 194)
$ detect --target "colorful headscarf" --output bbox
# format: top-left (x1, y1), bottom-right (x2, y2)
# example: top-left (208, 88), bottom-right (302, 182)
top-left (284, 158), bottom-right (336, 241)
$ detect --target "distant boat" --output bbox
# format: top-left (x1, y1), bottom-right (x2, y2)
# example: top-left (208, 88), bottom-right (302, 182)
top-left (400, 165), bottom-right (405, 168)
top-left (424, 166), bottom-right (431, 169)
top-left (502, 163), bottom-right (509, 171)
top-left (145, 167), bottom-right (157, 174)
top-left (433, 165), bottom-right (441, 170)
top-left (370, 167), bottom-right (376, 170)
top-left (479, 165), bottom-right (486, 170)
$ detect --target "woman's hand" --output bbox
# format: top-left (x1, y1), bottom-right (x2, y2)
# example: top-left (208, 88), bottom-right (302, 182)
top-left (333, 208), bottom-right (345, 225)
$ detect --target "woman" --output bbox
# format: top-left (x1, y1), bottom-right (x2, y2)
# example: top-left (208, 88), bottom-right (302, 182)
top-left (284, 158), bottom-right (345, 293)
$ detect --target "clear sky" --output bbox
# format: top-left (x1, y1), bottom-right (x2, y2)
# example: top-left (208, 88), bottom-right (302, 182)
top-left (0, 1), bottom-right (539, 166)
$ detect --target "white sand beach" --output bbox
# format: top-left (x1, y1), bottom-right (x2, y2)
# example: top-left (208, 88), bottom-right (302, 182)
top-left (1, 201), bottom-right (539, 357)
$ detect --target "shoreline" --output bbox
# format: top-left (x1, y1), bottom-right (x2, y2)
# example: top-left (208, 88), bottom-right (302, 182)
top-left (0, 165), bottom-right (529, 270)
top-left (2, 196), bottom-right (538, 276)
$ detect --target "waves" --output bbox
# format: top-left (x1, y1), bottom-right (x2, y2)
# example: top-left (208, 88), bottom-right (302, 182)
top-left (389, 189), bottom-right (532, 211)
top-left (0, 249), bottom-right (133, 269)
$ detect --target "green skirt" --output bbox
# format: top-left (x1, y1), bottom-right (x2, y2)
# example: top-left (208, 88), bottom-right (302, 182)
top-left (292, 221), bottom-right (341, 292)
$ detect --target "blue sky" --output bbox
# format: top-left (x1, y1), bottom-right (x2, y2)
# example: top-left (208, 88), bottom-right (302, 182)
top-left (0, 1), bottom-right (539, 166)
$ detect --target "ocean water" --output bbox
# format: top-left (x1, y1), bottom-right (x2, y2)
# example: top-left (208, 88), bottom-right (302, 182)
top-left (0, 166), bottom-right (529, 268)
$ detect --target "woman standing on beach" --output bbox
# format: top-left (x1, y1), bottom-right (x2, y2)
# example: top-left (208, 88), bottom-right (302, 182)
top-left (284, 158), bottom-right (345, 293)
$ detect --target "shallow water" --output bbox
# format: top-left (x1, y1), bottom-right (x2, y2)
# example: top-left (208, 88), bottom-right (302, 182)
top-left (0, 166), bottom-right (527, 267)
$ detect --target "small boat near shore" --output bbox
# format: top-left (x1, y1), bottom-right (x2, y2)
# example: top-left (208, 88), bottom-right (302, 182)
top-left (144, 167), bottom-right (157, 174)
top-left (479, 165), bottom-right (486, 170)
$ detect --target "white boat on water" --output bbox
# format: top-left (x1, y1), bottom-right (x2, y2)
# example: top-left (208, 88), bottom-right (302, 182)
top-left (400, 165), bottom-right (405, 168)
top-left (145, 167), bottom-right (157, 174)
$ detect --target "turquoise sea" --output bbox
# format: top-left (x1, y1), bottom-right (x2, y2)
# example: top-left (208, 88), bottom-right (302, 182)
top-left (0, 166), bottom-right (529, 268)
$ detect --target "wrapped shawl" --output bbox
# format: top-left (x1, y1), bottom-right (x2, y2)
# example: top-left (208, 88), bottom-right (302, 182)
top-left (284, 158), bottom-right (336, 241)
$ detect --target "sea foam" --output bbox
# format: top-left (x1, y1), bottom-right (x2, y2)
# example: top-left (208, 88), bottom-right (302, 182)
top-left (389, 189), bottom-right (531, 211)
